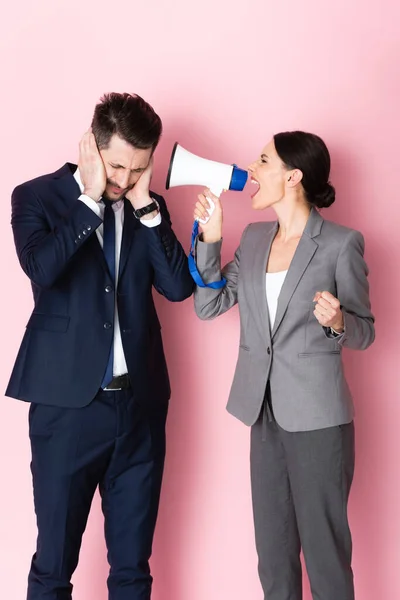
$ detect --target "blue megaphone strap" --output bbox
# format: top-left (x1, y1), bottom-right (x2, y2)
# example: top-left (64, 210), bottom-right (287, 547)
top-left (188, 220), bottom-right (226, 289)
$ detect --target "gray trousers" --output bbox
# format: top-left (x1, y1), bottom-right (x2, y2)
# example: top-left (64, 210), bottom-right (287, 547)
top-left (250, 399), bottom-right (355, 600)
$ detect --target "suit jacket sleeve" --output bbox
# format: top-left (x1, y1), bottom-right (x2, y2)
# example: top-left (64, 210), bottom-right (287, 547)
top-left (11, 184), bottom-right (102, 289)
top-left (193, 226), bottom-right (249, 320)
top-left (332, 229), bottom-right (375, 350)
top-left (141, 194), bottom-right (194, 302)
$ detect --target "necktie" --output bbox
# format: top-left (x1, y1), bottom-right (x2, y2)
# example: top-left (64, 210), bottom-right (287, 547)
top-left (101, 199), bottom-right (116, 388)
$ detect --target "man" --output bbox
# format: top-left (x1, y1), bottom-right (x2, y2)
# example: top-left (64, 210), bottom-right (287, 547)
top-left (6, 92), bottom-right (194, 600)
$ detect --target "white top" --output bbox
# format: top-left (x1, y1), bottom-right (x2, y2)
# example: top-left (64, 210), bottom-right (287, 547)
top-left (74, 168), bottom-right (161, 377)
top-left (266, 271), bottom-right (288, 328)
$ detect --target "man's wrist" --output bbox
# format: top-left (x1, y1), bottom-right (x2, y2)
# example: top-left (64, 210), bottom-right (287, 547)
top-left (140, 210), bottom-right (160, 221)
top-left (83, 189), bottom-right (102, 203)
top-left (128, 194), bottom-right (152, 210)
top-left (132, 200), bottom-right (159, 220)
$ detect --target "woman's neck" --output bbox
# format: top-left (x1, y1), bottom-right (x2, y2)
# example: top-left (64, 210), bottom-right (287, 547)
top-left (273, 201), bottom-right (312, 243)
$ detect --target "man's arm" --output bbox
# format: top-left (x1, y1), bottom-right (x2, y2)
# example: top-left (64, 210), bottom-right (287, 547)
top-left (11, 184), bottom-right (102, 289)
top-left (141, 194), bottom-right (194, 302)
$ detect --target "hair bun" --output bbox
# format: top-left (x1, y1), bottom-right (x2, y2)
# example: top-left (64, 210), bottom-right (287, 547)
top-left (313, 182), bottom-right (335, 208)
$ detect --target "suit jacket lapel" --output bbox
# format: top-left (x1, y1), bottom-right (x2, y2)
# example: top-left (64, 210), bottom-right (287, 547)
top-left (118, 199), bottom-right (140, 281)
top-left (271, 208), bottom-right (323, 338)
top-left (251, 222), bottom-right (279, 350)
top-left (53, 167), bottom-right (140, 280)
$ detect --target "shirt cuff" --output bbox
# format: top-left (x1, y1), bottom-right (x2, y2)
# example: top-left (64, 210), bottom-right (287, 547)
top-left (330, 326), bottom-right (344, 336)
top-left (78, 194), bottom-right (102, 217)
top-left (140, 211), bottom-right (162, 227)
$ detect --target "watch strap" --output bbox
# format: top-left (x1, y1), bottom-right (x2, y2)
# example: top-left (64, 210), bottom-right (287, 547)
top-left (133, 201), bottom-right (159, 219)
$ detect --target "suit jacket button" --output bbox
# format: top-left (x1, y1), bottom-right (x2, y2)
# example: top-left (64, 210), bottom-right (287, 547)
top-left (82, 230), bottom-right (87, 235)
top-left (105, 285), bottom-right (113, 293)
top-left (267, 347), bottom-right (271, 355)
top-left (87, 225), bottom-right (92, 231)
top-left (104, 322), bottom-right (112, 329)
top-left (78, 234), bottom-right (83, 239)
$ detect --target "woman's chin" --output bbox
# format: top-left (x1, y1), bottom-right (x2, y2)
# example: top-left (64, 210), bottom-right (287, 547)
top-left (251, 192), bottom-right (269, 211)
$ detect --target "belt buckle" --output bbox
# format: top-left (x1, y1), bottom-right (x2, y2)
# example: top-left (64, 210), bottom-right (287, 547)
top-left (103, 374), bottom-right (128, 391)
top-left (104, 384), bottom-right (122, 391)
top-left (103, 377), bottom-right (120, 391)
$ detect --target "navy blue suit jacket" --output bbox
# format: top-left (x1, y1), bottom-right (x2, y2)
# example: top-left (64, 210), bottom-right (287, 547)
top-left (6, 163), bottom-right (194, 408)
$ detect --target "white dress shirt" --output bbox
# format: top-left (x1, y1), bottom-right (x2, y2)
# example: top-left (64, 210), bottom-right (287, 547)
top-left (266, 270), bottom-right (344, 338)
top-left (266, 271), bottom-right (288, 329)
top-left (74, 168), bottom-right (161, 377)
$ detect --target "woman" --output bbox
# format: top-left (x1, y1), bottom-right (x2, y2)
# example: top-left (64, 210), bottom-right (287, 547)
top-left (193, 131), bottom-right (374, 600)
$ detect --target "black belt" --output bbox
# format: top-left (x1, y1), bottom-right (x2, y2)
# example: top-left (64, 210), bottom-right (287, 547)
top-left (102, 374), bottom-right (131, 391)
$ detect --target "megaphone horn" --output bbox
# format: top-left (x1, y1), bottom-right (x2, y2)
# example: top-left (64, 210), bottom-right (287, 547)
top-left (166, 143), bottom-right (248, 223)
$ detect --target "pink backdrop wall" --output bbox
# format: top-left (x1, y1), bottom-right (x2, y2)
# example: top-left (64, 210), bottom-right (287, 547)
top-left (1, 1), bottom-right (399, 598)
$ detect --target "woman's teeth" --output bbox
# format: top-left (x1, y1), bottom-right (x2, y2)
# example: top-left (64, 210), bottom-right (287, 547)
top-left (251, 178), bottom-right (260, 197)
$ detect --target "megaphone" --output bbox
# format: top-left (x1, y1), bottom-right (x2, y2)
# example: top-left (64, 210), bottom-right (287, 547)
top-left (166, 142), bottom-right (248, 223)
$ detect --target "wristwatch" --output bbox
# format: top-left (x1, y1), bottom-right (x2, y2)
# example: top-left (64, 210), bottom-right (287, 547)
top-left (330, 327), bottom-right (344, 336)
top-left (132, 200), bottom-right (159, 219)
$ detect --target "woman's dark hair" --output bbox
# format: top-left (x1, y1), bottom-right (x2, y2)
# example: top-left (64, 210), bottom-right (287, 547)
top-left (273, 131), bottom-right (335, 208)
top-left (91, 92), bottom-right (162, 151)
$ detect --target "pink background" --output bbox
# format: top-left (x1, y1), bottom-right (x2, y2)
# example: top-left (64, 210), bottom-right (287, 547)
top-left (1, 1), bottom-right (399, 598)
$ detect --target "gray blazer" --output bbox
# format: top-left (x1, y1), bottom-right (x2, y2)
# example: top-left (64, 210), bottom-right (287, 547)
top-left (194, 208), bottom-right (375, 432)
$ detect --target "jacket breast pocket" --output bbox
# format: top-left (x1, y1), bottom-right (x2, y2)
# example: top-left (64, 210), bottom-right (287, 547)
top-left (26, 313), bottom-right (70, 333)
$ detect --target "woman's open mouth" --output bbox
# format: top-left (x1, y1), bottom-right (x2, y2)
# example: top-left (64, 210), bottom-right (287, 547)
top-left (251, 178), bottom-right (260, 198)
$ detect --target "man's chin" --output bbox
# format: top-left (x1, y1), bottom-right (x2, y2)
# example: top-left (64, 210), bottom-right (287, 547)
top-left (104, 189), bottom-right (126, 202)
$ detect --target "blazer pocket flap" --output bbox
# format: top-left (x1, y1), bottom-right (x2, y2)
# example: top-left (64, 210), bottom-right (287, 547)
top-left (298, 350), bottom-right (340, 357)
top-left (27, 313), bottom-right (70, 333)
top-left (239, 344), bottom-right (250, 351)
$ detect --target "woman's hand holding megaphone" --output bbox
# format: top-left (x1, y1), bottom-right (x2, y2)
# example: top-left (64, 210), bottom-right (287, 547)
top-left (194, 188), bottom-right (223, 243)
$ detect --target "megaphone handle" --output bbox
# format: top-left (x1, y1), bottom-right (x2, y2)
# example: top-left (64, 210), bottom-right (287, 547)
top-left (198, 186), bottom-right (223, 224)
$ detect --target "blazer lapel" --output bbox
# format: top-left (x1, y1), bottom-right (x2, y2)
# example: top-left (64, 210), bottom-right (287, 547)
top-left (271, 208), bottom-right (323, 338)
top-left (118, 199), bottom-right (140, 281)
top-left (251, 222), bottom-right (279, 349)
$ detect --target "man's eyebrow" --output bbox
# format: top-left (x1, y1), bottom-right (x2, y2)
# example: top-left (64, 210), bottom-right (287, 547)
top-left (109, 162), bottom-right (146, 172)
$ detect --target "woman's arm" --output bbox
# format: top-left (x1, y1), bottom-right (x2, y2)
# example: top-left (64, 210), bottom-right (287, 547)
top-left (192, 188), bottom-right (248, 320)
top-left (194, 236), bottom-right (243, 320)
top-left (334, 229), bottom-right (375, 350)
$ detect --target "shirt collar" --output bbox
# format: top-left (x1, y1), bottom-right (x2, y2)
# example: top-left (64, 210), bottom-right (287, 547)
top-left (74, 167), bottom-right (84, 193)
